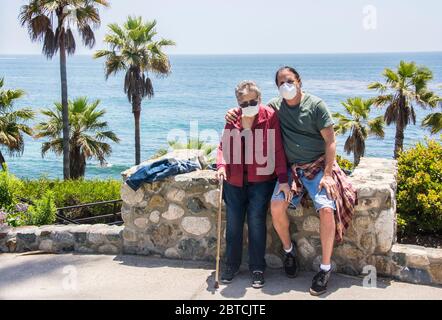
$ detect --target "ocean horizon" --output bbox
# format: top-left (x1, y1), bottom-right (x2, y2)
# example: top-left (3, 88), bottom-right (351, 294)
top-left (1, 52), bottom-right (441, 180)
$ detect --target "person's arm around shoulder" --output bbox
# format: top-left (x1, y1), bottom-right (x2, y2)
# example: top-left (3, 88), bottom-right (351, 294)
top-left (267, 97), bottom-right (282, 110)
top-left (225, 107), bottom-right (240, 124)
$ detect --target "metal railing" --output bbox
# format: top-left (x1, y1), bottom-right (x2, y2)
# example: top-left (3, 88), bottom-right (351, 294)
top-left (19, 198), bottom-right (123, 225)
top-left (56, 199), bottom-right (123, 226)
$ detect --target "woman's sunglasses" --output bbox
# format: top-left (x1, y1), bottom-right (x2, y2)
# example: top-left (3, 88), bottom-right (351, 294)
top-left (239, 99), bottom-right (259, 108)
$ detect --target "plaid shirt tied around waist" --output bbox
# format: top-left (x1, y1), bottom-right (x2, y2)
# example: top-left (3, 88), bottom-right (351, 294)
top-left (290, 155), bottom-right (358, 243)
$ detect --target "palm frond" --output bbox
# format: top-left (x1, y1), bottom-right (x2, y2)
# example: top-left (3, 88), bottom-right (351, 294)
top-left (397, 61), bottom-right (417, 78)
top-left (422, 112), bottom-right (442, 134)
top-left (367, 116), bottom-right (385, 138)
top-left (0, 80), bottom-right (35, 157)
top-left (368, 81), bottom-right (387, 93)
top-left (371, 94), bottom-right (393, 107)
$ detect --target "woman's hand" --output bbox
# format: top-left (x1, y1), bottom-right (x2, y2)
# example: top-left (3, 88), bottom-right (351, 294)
top-left (278, 183), bottom-right (293, 203)
top-left (225, 108), bottom-right (239, 124)
top-left (216, 167), bottom-right (226, 182)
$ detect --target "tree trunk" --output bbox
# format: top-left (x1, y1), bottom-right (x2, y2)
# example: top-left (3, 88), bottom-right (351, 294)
top-left (394, 95), bottom-right (406, 159)
top-left (354, 152), bottom-right (361, 168)
top-left (0, 150), bottom-right (6, 171)
top-left (394, 121), bottom-right (404, 159)
top-left (133, 97), bottom-right (141, 165)
top-left (59, 30), bottom-right (70, 180)
top-left (70, 146), bottom-right (86, 179)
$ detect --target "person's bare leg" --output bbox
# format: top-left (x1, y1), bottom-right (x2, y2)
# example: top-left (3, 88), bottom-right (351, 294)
top-left (270, 200), bottom-right (291, 250)
top-left (319, 208), bottom-right (335, 265)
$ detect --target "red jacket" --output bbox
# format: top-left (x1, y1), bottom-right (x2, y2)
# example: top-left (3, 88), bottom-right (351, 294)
top-left (216, 105), bottom-right (288, 187)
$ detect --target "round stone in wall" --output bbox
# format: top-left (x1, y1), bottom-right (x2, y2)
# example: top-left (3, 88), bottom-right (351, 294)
top-left (121, 183), bottom-right (145, 206)
top-left (181, 217), bottom-right (211, 236)
top-left (39, 239), bottom-right (54, 252)
top-left (166, 188), bottom-right (186, 203)
top-left (165, 247), bottom-right (181, 259)
top-left (303, 216), bottom-right (320, 233)
top-left (355, 216), bottom-right (373, 231)
top-left (122, 228), bottom-right (137, 242)
top-left (149, 210), bottom-right (160, 223)
top-left (360, 232), bottom-right (376, 254)
top-left (204, 189), bottom-right (220, 208)
top-left (148, 195), bottom-right (166, 209)
top-left (187, 197), bottom-right (206, 213)
top-left (374, 208), bottom-right (394, 254)
top-left (98, 244), bottom-right (119, 254)
top-left (288, 206), bottom-right (303, 218)
top-left (265, 254), bottom-right (283, 269)
top-left (297, 237), bottom-right (316, 260)
top-left (162, 204), bottom-right (185, 220)
top-left (134, 217), bottom-right (149, 229)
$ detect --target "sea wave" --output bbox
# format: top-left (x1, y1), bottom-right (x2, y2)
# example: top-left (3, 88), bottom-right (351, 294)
top-left (304, 79), bottom-right (371, 95)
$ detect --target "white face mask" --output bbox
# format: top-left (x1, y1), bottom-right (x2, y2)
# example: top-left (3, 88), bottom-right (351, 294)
top-left (241, 105), bottom-right (259, 117)
top-left (279, 83), bottom-right (297, 100)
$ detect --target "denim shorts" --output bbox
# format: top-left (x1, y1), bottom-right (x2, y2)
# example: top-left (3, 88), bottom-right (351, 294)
top-left (271, 167), bottom-right (336, 212)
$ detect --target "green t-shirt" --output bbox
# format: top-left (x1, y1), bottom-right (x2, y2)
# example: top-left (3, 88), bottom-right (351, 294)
top-left (268, 92), bottom-right (334, 165)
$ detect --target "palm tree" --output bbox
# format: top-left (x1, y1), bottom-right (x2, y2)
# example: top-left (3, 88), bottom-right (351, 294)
top-left (94, 16), bottom-right (175, 165)
top-left (0, 78), bottom-right (35, 170)
top-left (34, 97), bottom-right (120, 179)
top-left (333, 97), bottom-right (384, 166)
top-left (368, 61), bottom-right (440, 158)
top-left (19, 0), bottom-right (110, 179)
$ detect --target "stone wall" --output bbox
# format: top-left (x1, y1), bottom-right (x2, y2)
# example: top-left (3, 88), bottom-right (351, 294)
top-left (119, 157), bottom-right (402, 276)
top-left (0, 224), bottom-right (123, 255)
top-left (1, 155), bottom-right (441, 286)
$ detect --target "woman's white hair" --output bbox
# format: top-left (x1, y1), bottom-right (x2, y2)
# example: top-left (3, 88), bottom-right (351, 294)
top-left (235, 80), bottom-right (261, 100)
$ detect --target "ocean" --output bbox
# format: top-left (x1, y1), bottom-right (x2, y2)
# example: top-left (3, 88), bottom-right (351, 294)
top-left (0, 52), bottom-right (441, 180)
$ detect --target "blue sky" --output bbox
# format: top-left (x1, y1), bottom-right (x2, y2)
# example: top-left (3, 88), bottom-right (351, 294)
top-left (1, 0), bottom-right (441, 55)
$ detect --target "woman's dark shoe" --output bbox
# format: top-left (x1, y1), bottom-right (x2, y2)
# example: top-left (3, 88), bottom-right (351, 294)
top-left (221, 266), bottom-right (240, 284)
top-left (309, 269), bottom-right (332, 296)
top-left (251, 271), bottom-right (265, 289)
top-left (283, 243), bottom-right (299, 278)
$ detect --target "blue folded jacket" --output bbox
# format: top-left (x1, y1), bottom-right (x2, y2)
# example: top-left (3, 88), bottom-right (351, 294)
top-left (125, 158), bottom-right (201, 191)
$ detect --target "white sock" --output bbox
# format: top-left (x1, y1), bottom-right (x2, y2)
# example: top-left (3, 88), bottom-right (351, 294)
top-left (320, 264), bottom-right (331, 272)
top-left (284, 243), bottom-right (293, 253)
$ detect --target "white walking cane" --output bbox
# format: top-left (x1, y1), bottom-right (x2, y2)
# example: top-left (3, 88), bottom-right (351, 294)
top-left (214, 175), bottom-right (224, 289)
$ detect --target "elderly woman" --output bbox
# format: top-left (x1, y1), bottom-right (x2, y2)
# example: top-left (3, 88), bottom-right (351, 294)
top-left (216, 81), bottom-right (291, 288)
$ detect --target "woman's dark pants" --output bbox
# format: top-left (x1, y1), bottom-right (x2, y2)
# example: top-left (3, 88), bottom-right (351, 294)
top-left (223, 179), bottom-right (276, 273)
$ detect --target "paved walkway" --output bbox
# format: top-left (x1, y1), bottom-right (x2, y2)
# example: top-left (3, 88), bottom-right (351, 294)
top-left (0, 253), bottom-right (441, 300)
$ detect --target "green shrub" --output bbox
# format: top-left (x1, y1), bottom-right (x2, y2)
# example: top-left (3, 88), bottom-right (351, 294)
top-left (336, 155), bottom-right (354, 171)
top-left (397, 138), bottom-right (442, 235)
top-left (29, 191), bottom-right (57, 226)
top-left (3, 203), bottom-right (32, 227)
top-left (17, 178), bottom-right (122, 219)
top-left (0, 170), bottom-right (24, 210)
top-left (5, 211), bottom-right (29, 227)
top-left (0, 169), bottom-right (122, 225)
